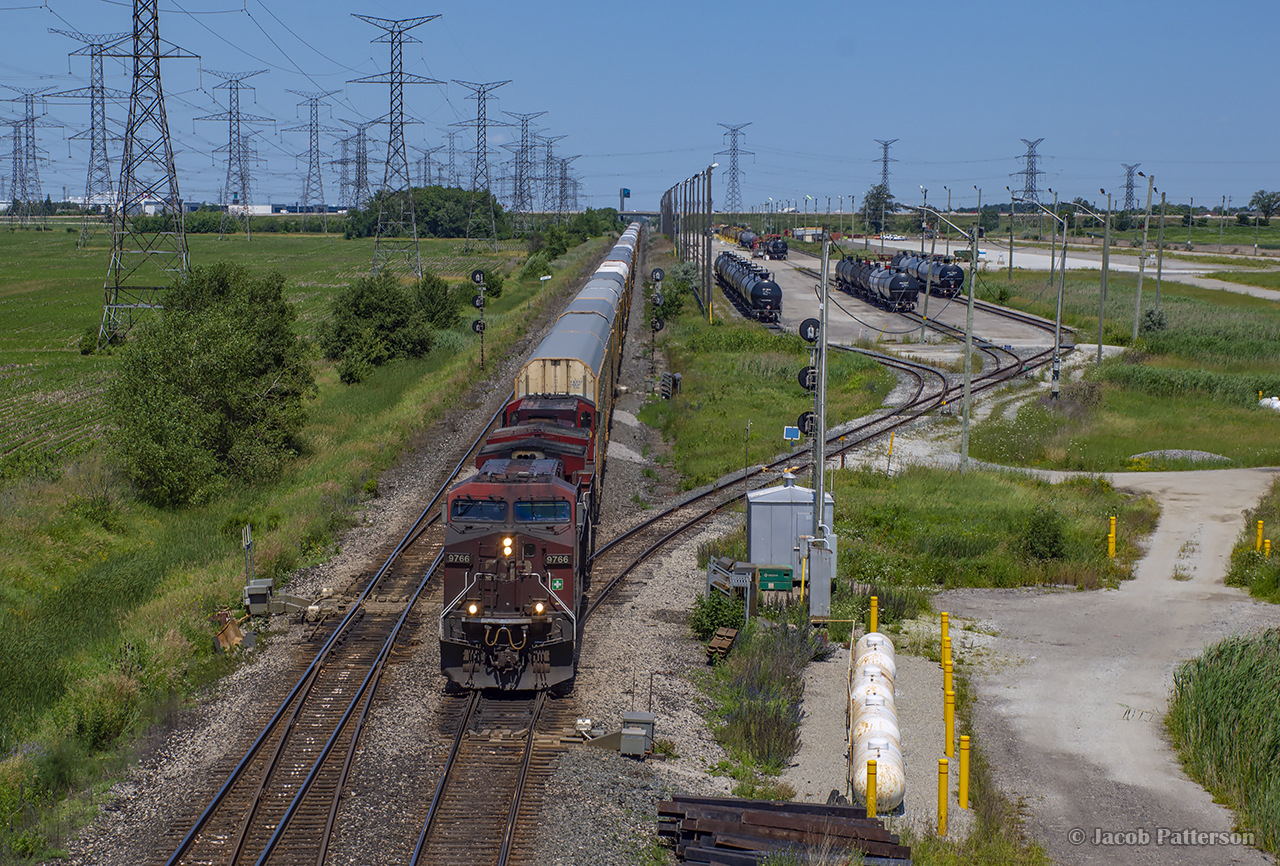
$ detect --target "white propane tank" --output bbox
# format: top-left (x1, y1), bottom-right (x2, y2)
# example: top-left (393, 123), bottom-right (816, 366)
top-left (855, 632), bottom-right (895, 660)
top-left (849, 632), bottom-right (903, 812)
top-left (851, 737), bottom-right (906, 811)
top-left (854, 648), bottom-right (897, 682)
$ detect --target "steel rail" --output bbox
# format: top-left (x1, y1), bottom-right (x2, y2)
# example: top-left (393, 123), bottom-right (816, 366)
top-left (163, 397), bottom-right (508, 866)
top-left (497, 692), bottom-right (548, 866)
top-left (410, 690), bottom-right (481, 863)
top-left (253, 549), bottom-right (444, 864)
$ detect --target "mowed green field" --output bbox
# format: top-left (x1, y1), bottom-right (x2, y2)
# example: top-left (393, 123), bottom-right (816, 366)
top-left (0, 230), bottom-right (523, 474)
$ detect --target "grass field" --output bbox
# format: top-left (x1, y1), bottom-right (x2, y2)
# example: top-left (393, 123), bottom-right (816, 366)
top-left (0, 231), bottom-right (525, 478)
top-left (638, 251), bottom-right (893, 490)
top-left (0, 225), bottom-right (613, 858)
top-left (1206, 269), bottom-right (1280, 291)
top-left (958, 267), bottom-right (1280, 471)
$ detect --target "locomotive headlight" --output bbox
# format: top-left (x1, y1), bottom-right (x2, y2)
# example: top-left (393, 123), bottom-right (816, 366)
top-left (534, 601), bottom-right (545, 615)
top-left (502, 536), bottom-right (514, 556)
top-left (467, 602), bottom-right (479, 616)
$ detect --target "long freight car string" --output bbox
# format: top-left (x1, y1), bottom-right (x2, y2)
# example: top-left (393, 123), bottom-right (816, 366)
top-left (805, 264), bottom-right (962, 336)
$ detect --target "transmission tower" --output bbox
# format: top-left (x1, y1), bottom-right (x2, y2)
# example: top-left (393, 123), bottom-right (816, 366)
top-left (538, 133), bottom-right (565, 223)
top-left (557, 155), bottom-right (580, 224)
top-left (1121, 163), bottom-right (1140, 212)
top-left (501, 110), bottom-right (545, 236)
top-left (338, 118), bottom-right (377, 210)
top-left (351, 15), bottom-right (441, 278)
top-left (3, 87), bottom-right (59, 229)
top-left (874, 138), bottom-right (898, 192)
top-left (98, 1), bottom-right (197, 348)
top-left (331, 133), bottom-right (352, 209)
top-left (716, 122), bottom-right (752, 216)
top-left (48, 29), bottom-right (129, 247)
top-left (453, 79), bottom-right (511, 252)
top-left (196, 69), bottom-right (270, 240)
top-left (1011, 137), bottom-right (1045, 207)
top-left (411, 142), bottom-right (443, 187)
top-left (442, 129), bottom-right (462, 188)
top-left (283, 89), bottom-right (340, 231)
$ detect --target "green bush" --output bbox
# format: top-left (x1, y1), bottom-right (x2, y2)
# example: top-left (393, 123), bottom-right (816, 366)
top-left (110, 262), bottom-right (316, 506)
top-left (320, 270), bottom-right (433, 365)
top-left (689, 592), bottom-right (745, 641)
top-left (519, 251), bottom-right (552, 280)
top-left (1019, 505), bottom-right (1067, 561)
top-left (414, 270), bottom-right (461, 330)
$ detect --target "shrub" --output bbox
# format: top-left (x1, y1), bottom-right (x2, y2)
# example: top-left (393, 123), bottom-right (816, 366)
top-left (72, 672), bottom-right (140, 751)
top-left (415, 271), bottom-right (461, 330)
top-left (519, 251), bottom-right (552, 280)
top-left (1020, 505), bottom-right (1066, 561)
top-left (110, 263), bottom-right (316, 506)
top-left (689, 592), bottom-right (744, 641)
top-left (320, 270), bottom-right (433, 366)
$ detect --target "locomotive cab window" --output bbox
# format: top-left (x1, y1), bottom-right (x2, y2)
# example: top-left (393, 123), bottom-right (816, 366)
top-left (514, 500), bottom-right (571, 523)
top-left (450, 498), bottom-right (507, 521)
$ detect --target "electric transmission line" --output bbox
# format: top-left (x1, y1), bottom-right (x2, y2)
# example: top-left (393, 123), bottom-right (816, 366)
top-left (351, 14), bottom-right (441, 278)
top-left (47, 29), bottom-right (129, 247)
top-left (197, 69), bottom-right (270, 240)
top-left (98, 0), bottom-right (197, 348)
top-left (337, 118), bottom-right (377, 210)
top-left (716, 122), bottom-right (752, 217)
top-left (538, 133), bottom-right (565, 226)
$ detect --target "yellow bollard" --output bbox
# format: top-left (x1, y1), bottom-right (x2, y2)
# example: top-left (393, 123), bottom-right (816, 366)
top-left (1267, 539), bottom-right (1272, 559)
top-left (870, 595), bottom-right (878, 634)
top-left (867, 758), bottom-right (877, 819)
top-left (959, 736), bottom-right (970, 810)
top-left (945, 689), bottom-right (955, 757)
top-left (942, 635), bottom-right (952, 668)
top-left (937, 758), bottom-right (949, 836)
top-left (1259, 520), bottom-right (1265, 553)
top-left (1109, 516), bottom-right (1117, 559)
top-left (940, 611), bottom-right (949, 644)
top-left (944, 660), bottom-right (953, 696)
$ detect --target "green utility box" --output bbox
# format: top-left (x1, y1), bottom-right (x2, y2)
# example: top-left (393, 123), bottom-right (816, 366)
top-left (757, 566), bottom-right (794, 592)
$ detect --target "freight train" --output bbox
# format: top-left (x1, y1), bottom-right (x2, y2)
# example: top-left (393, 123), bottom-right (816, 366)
top-left (714, 251), bottom-right (782, 323)
top-left (834, 257), bottom-right (919, 312)
top-left (440, 222), bottom-right (641, 692)
top-left (889, 251), bottom-right (964, 298)
top-left (764, 237), bottom-right (788, 260)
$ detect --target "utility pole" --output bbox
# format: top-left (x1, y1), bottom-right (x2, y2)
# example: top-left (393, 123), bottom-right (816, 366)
top-left (197, 70), bottom-right (270, 240)
top-left (99, 0), bottom-right (197, 348)
top-left (1219, 195), bottom-right (1226, 252)
top-left (1155, 191), bottom-right (1165, 312)
top-left (813, 238), bottom-right (830, 540)
top-left (352, 14), bottom-right (441, 277)
top-left (1099, 190), bottom-right (1111, 364)
top-left (48, 29), bottom-right (129, 248)
top-left (705, 162), bottom-right (714, 322)
top-left (961, 188), bottom-right (980, 471)
top-left (1187, 196), bottom-right (1193, 247)
top-left (454, 79), bottom-right (510, 251)
top-left (1132, 172), bottom-right (1154, 342)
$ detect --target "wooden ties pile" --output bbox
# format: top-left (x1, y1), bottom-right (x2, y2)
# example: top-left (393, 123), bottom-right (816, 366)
top-left (658, 795), bottom-right (911, 864)
top-left (705, 627), bottom-right (738, 664)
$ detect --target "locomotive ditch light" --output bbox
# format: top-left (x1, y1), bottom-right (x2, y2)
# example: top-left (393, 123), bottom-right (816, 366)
top-left (467, 601), bottom-right (479, 616)
top-left (534, 601), bottom-right (545, 615)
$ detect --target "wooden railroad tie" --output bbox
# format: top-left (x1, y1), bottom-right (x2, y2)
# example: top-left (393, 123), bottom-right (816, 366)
top-left (657, 795), bottom-right (911, 864)
top-left (706, 627), bottom-right (738, 664)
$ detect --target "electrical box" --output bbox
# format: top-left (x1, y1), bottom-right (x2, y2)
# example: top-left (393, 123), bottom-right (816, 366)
top-left (243, 578), bottom-right (274, 616)
top-left (620, 727), bottom-right (649, 758)
top-left (757, 566), bottom-right (794, 592)
top-left (746, 474), bottom-right (836, 581)
top-left (622, 711), bottom-right (656, 742)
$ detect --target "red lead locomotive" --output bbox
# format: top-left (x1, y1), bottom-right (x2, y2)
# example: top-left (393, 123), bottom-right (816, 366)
top-left (439, 458), bottom-right (585, 691)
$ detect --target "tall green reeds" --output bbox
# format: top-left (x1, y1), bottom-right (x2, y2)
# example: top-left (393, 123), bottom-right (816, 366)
top-left (1166, 629), bottom-right (1280, 853)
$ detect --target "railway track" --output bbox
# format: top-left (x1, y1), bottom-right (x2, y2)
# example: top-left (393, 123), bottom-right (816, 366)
top-left (156, 402), bottom-right (507, 866)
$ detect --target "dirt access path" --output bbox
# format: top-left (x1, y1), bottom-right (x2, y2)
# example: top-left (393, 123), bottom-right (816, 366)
top-left (940, 467), bottom-right (1280, 866)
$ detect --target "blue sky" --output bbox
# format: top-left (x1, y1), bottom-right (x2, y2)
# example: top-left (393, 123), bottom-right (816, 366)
top-left (3, 0), bottom-right (1276, 213)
